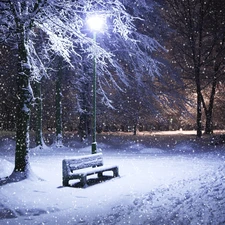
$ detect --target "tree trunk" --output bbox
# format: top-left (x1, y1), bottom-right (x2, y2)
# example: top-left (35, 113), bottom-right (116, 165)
top-left (196, 91), bottom-right (202, 137)
top-left (133, 123), bottom-right (137, 135)
top-left (55, 58), bottom-right (63, 147)
top-left (195, 65), bottom-right (202, 137)
top-left (78, 81), bottom-right (91, 141)
top-left (204, 78), bottom-right (217, 134)
top-left (133, 116), bottom-right (138, 135)
top-left (77, 66), bottom-right (91, 142)
top-left (78, 111), bottom-right (90, 141)
top-left (10, 24), bottom-right (34, 181)
top-left (33, 80), bottom-right (44, 147)
top-left (205, 110), bottom-right (213, 134)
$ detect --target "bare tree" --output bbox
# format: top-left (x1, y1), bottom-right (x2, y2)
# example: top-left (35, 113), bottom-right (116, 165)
top-left (164, 0), bottom-right (225, 136)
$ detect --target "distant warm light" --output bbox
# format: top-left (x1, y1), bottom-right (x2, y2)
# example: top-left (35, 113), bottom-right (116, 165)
top-left (87, 14), bottom-right (105, 32)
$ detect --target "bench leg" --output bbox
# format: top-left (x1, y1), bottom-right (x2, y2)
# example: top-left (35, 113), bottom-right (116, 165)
top-left (63, 178), bottom-right (69, 186)
top-left (80, 175), bottom-right (88, 188)
top-left (98, 172), bottom-right (103, 178)
top-left (113, 167), bottom-right (119, 177)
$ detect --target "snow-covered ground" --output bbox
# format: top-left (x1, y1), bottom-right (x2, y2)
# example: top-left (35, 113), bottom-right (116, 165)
top-left (0, 131), bottom-right (225, 225)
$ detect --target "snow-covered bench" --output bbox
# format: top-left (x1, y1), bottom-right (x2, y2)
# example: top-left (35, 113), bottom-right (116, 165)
top-left (62, 153), bottom-right (119, 187)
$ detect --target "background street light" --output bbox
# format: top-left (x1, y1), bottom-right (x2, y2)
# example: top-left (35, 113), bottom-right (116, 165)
top-left (87, 15), bottom-right (105, 154)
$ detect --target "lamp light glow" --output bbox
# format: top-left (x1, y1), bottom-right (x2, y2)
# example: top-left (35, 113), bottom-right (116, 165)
top-left (87, 15), bottom-right (105, 32)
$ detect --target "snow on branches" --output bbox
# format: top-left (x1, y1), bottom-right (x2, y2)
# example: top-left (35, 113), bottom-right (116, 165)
top-left (0, 0), bottom-right (163, 106)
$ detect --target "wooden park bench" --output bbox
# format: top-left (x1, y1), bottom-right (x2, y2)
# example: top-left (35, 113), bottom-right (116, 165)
top-left (62, 153), bottom-right (119, 187)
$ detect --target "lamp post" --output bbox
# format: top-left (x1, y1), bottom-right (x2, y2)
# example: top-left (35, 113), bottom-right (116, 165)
top-left (87, 15), bottom-right (104, 154)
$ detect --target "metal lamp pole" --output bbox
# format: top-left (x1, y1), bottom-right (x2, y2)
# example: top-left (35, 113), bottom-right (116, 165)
top-left (87, 14), bottom-right (104, 154)
top-left (92, 31), bottom-right (97, 154)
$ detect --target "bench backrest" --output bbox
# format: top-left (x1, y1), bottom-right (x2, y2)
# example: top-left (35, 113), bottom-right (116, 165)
top-left (63, 153), bottom-right (103, 173)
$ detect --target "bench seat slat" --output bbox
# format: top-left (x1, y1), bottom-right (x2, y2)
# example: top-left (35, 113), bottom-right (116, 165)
top-left (64, 153), bottom-right (103, 170)
top-left (68, 165), bottom-right (118, 177)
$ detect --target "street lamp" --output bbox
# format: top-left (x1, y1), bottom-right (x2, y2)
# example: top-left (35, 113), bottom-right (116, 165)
top-left (87, 15), bottom-right (105, 154)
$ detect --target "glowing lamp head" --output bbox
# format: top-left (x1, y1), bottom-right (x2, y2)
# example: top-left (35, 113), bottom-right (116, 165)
top-left (87, 14), bottom-right (105, 32)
